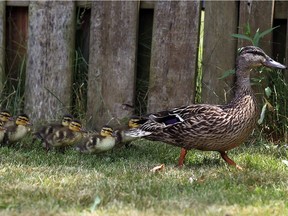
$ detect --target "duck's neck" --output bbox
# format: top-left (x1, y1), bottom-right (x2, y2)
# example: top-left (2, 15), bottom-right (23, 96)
top-left (230, 68), bottom-right (255, 104)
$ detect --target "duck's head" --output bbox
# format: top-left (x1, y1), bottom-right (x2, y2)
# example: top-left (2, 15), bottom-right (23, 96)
top-left (61, 114), bottom-right (74, 127)
top-left (0, 110), bottom-right (13, 122)
top-left (15, 114), bottom-right (32, 126)
top-left (237, 46), bottom-right (287, 70)
top-left (68, 119), bottom-right (86, 132)
top-left (100, 125), bottom-right (113, 137)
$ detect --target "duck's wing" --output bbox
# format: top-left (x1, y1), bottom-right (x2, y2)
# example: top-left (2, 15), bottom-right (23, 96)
top-left (141, 104), bottom-right (226, 132)
top-left (124, 104), bottom-right (228, 139)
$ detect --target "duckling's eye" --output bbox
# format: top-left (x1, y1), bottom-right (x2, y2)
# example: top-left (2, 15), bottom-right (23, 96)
top-left (19, 117), bottom-right (28, 122)
top-left (106, 129), bottom-right (113, 133)
top-left (71, 122), bottom-right (81, 128)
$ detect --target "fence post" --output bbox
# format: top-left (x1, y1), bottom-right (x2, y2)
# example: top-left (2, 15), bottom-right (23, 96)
top-left (25, 1), bottom-right (76, 122)
top-left (87, 1), bottom-right (139, 129)
top-left (201, 1), bottom-right (238, 104)
top-left (239, 1), bottom-right (275, 55)
top-left (238, 1), bottom-right (275, 103)
top-left (0, 2), bottom-right (5, 93)
top-left (147, 1), bottom-right (200, 113)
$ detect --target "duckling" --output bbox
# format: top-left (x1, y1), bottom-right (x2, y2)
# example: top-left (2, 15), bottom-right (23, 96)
top-left (0, 121), bottom-right (7, 144)
top-left (75, 125), bottom-right (116, 154)
top-left (33, 114), bottom-right (74, 147)
top-left (124, 46), bottom-right (287, 169)
top-left (44, 119), bottom-right (86, 152)
top-left (0, 110), bottom-right (14, 127)
top-left (128, 117), bottom-right (148, 128)
top-left (3, 114), bottom-right (32, 146)
top-left (113, 117), bottom-right (148, 147)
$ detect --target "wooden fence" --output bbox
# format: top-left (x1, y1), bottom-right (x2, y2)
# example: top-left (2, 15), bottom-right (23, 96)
top-left (0, 1), bottom-right (287, 129)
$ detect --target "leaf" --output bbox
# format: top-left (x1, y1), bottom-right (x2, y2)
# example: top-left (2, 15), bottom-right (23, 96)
top-left (258, 26), bottom-right (280, 39)
top-left (231, 34), bottom-right (253, 43)
top-left (253, 26), bottom-right (279, 46)
top-left (219, 69), bottom-right (235, 80)
top-left (252, 28), bottom-right (260, 46)
top-left (90, 196), bottom-right (101, 212)
top-left (265, 87), bottom-right (272, 98)
top-left (150, 164), bottom-right (165, 173)
top-left (245, 22), bottom-right (251, 36)
top-left (266, 100), bottom-right (274, 112)
top-left (282, 160), bottom-right (288, 167)
top-left (258, 103), bottom-right (267, 125)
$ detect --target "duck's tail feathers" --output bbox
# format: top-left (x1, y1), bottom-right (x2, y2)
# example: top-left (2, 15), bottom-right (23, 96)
top-left (124, 128), bottom-right (152, 138)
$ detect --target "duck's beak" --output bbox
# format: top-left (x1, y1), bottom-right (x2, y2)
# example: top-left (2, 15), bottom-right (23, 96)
top-left (263, 58), bottom-right (287, 69)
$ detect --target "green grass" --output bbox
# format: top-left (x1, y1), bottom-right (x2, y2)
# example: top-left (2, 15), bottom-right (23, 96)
top-left (0, 136), bottom-right (288, 216)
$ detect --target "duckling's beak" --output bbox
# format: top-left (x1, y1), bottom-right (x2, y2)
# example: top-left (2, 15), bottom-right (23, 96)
top-left (263, 58), bottom-right (287, 69)
top-left (8, 116), bottom-right (14, 121)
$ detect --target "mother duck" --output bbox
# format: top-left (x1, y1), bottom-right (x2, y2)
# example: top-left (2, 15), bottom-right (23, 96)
top-left (125, 46), bottom-right (287, 170)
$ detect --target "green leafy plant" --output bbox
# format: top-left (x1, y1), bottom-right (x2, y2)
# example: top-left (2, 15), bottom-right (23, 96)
top-left (232, 23), bottom-right (279, 47)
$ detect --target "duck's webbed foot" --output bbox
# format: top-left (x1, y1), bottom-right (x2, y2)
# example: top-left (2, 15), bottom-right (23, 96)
top-left (178, 148), bottom-right (188, 168)
top-left (219, 151), bottom-right (243, 171)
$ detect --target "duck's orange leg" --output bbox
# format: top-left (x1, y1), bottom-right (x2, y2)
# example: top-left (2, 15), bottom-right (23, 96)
top-left (219, 151), bottom-right (243, 170)
top-left (178, 148), bottom-right (187, 167)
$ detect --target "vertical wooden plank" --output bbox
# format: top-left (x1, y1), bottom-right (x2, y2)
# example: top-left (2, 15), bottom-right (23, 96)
top-left (238, 0), bottom-right (275, 55)
top-left (87, 1), bottom-right (139, 128)
top-left (0, 2), bottom-right (5, 93)
top-left (25, 1), bottom-right (76, 122)
top-left (147, 1), bottom-right (200, 113)
top-left (201, 1), bottom-right (238, 104)
top-left (238, 0), bottom-right (275, 102)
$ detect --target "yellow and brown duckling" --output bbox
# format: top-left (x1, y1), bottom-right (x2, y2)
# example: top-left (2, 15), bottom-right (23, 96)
top-left (75, 125), bottom-right (116, 154)
top-left (113, 117), bottom-right (148, 147)
top-left (44, 119), bottom-right (86, 152)
top-left (0, 110), bottom-right (14, 127)
top-left (3, 114), bottom-right (32, 146)
top-left (33, 114), bottom-right (74, 147)
top-left (124, 46), bottom-right (287, 170)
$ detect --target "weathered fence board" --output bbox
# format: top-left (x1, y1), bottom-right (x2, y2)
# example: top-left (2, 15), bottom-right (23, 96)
top-left (238, 0), bottom-right (275, 102)
top-left (87, 1), bottom-right (139, 129)
top-left (147, 1), bottom-right (200, 113)
top-left (238, 0), bottom-right (275, 55)
top-left (0, 2), bottom-right (5, 93)
top-left (25, 1), bottom-right (76, 122)
top-left (201, 1), bottom-right (238, 104)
